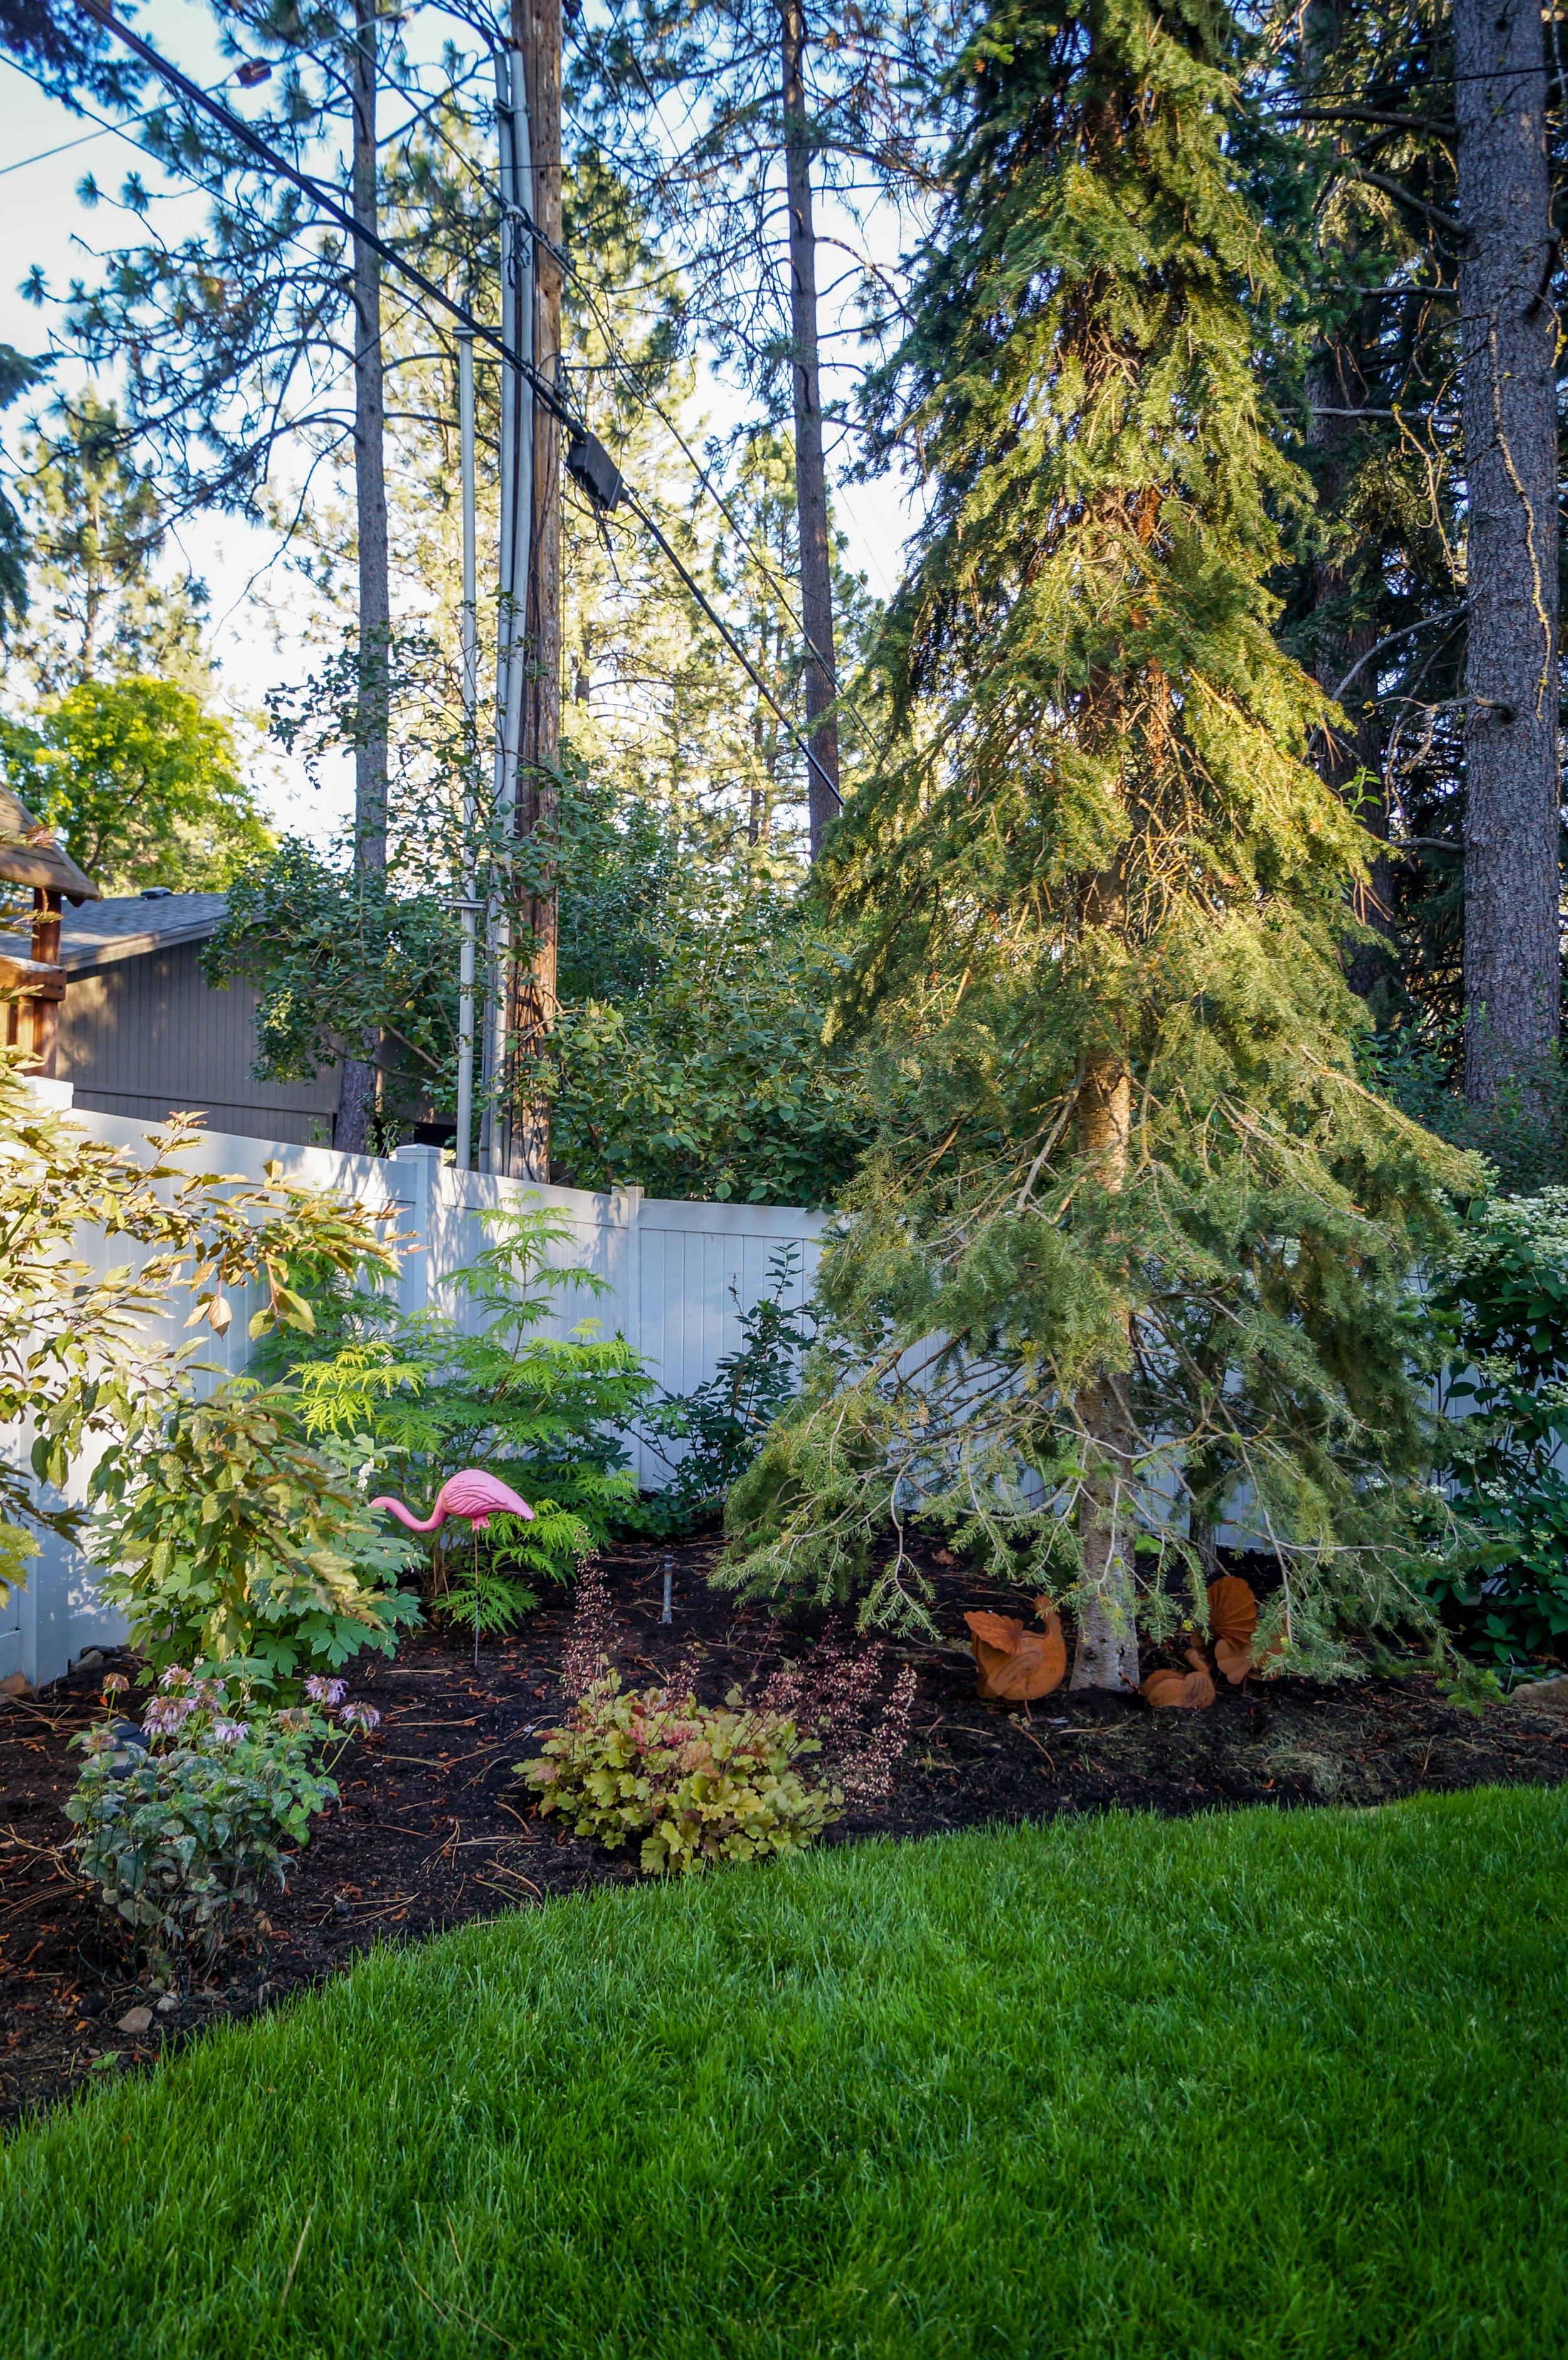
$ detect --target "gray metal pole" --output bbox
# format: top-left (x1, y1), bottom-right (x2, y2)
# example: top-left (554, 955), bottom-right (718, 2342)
top-left (455, 326), bottom-right (477, 1172)
top-left (487, 41), bottom-right (534, 1176)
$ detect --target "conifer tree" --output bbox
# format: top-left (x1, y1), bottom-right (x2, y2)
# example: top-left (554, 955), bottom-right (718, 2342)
top-left (13, 392), bottom-right (211, 696)
top-left (723, 0), bottom-right (1476, 1682)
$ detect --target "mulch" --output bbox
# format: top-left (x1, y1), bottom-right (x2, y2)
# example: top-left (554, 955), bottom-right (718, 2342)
top-left (4, 1536), bottom-right (1567, 2129)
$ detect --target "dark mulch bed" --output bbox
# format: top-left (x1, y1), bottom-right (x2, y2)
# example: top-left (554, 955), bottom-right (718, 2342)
top-left (4, 1537), bottom-right (1566, 2127)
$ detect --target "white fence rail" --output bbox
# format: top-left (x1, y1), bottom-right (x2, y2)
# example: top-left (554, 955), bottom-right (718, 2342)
top-left (3, 1097), bottom-right (829, 1689)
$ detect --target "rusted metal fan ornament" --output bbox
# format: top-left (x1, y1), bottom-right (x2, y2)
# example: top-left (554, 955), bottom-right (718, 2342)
top-left (1141, 1648), bottom-right (1216, 1709)
top-left (1207, 1575), bottom-right (1284, 1682)
top-left (964, 1603), bottom-right (1067, 1701)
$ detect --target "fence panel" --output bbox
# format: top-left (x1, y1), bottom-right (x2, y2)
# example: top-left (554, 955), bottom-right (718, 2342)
top-left (11, 1096), bottom-right (829, 1686)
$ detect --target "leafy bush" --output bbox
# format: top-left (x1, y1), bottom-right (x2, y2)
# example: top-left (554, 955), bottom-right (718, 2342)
top-left (641, 1244), bottom-right (815, 1532)
top-left (278, 1201), bottom-right (656, 1631)
top-left (0, 1055), bottom-right (400, 1607)
top-left (552, 851), bottom-right (878, 1210)
top-left (521, 1677), bottom-right (842, 1875)
top-left (65, 1668), bottom-right (372, 1965)
top-left (88, 1383), bottom-right (422, 1693)
top-left (1424, 1190), bottom-right (1568, 1676)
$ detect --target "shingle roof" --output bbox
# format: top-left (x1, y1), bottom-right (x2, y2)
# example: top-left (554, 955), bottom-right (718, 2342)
top-left (57, 892), bottom-right (230, 974)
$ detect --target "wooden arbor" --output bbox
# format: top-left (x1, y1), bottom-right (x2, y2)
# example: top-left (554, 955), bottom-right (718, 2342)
top-left (0, 786), bottom-right (100, 1077)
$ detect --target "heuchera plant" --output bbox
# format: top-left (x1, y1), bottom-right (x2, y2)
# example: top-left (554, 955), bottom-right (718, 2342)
top-left (521, 1679), bottom-right (842, 1875)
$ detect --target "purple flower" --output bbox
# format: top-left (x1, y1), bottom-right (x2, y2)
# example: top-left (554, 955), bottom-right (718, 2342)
top-left (305, 1675), bottom-right (347, 1707)
top-left (100, 1672), bottom-right (129, 1697)
top-left (80, 1727), bottom-right (115, 1756)
top-left (275, 1707), bottom-right (314, 1733)
top-left (142, 1697), bottom-right (193, 1736)
top-left (159, 1666), bottom-right (194, 1694)
top-left (339, 1702), bottom-right (380, 1733)
top-left (211, 1720), bottom-right (248, 1745)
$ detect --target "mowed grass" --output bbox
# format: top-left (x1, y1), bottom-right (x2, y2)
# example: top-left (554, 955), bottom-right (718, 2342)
top-left (2, 1790), bottom-right (1565, 2360)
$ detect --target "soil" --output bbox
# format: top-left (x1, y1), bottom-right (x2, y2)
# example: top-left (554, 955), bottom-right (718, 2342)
top-left (4, 1538), bottom-right (1566, 2129)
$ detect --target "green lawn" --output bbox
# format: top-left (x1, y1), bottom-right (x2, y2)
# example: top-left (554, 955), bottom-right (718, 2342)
top-left (2, 1789), bottom-right (1564, 2359)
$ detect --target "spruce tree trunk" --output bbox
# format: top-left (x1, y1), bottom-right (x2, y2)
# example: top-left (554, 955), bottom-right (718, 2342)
top-left (507, 0), bottom-right (562, 1183)
top-left (780, 2), bottom-right (840, 863)
top-left (1456, 0), bottom-right (1560, 1107)
top-left (1070, 1014), bottom-right (1140, 1693)
top-left (338, 0), bottom-right (390, 1155)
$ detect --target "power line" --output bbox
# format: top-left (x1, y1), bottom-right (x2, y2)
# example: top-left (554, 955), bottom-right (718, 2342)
top-left (398, 65), bottom-right (864, 773)
top-left (70, 0), bottom-right (845, 814)
top-left (0, 17), bottom-right (407, 183)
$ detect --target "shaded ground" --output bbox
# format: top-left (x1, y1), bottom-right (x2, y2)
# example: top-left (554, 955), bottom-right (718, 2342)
top-left (4, 1538), bottom-right (1566, 2127)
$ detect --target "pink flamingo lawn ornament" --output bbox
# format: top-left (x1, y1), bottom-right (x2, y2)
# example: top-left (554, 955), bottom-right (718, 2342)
top-left (370, 1472), bottom-right (534, 1666)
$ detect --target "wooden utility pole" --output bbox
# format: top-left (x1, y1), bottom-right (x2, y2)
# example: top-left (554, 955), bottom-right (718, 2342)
top-left (780, 2), bottom-right (840, 864)
top-left (504, 0), bottom-right (563, 1182)
top-left (1456, 0), bottom-right (1560, 1108)
top-left (337, 0), bottom-right (391, 1154)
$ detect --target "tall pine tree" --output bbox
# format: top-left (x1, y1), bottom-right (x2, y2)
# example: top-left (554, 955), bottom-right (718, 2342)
top-left (723, 0), bottom-right (1476, 1682)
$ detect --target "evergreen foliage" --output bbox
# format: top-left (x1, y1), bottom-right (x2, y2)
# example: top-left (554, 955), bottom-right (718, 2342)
top-left (11, 391), bottom-right (213, 697)
top-left (722, 0), bottom-right (1480, 1677)
top-left (0, 342), bottom-right (48, 646)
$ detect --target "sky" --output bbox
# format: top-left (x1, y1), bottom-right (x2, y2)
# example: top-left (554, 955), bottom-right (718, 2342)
top-left (0, 0), bottom-right (926, 848)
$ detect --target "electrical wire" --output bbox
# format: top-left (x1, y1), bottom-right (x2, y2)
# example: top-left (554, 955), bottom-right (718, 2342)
top-left (0, 13), bottom-right (413, 183)
top-left (72, 0), bottom-right (845, 812)
top-left (401, 63), bottom-right (865, 765)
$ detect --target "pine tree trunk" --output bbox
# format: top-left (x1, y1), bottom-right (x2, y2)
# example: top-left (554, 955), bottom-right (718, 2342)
top-left (338, 0), bottom-right (390, 1156)
top-left (780, 2), bottom-right (840, 863)
top-left (1070, 1026), bottom-right (1140, 1692)
top-left (1456, 0), bottom-right (1560, 1108)
top-left (507, 0), bottom-right (562, 1183)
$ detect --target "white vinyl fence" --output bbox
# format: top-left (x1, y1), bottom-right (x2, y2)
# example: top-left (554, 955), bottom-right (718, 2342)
top-left (3, 1088), bottom-right (829, 1689)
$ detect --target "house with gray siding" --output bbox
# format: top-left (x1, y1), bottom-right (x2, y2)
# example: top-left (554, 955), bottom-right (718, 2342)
top-left (57, 892), bottom-right (344, 1145)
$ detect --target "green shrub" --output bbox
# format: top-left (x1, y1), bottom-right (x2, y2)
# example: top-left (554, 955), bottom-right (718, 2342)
top-left (278, 1201), bottom-right (657, 1630)
top-left (0, 1053), bottom-right (400, 1609)
top-left (65, 1669), bottom-right (368, 1966)
top-left (88, 1383), bottom-right (422, 1693)
top-left (1424, 1189), bottom-right (1568, 1676)
top-left (521, 1677), bottom-right (842, 1874)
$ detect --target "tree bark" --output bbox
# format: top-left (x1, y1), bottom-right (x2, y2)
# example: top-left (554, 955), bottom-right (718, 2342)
top-left (506, 0), bottom-right (562, 1183)
top-left (338, 0), bottom-right (391, 1155)
top-left (1070, 927), bottom-right (1140, 1691)
top-left (1456, 0), bottom-right (1560, 1107)
top-left (780, 3), bottom-right (840, 864)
